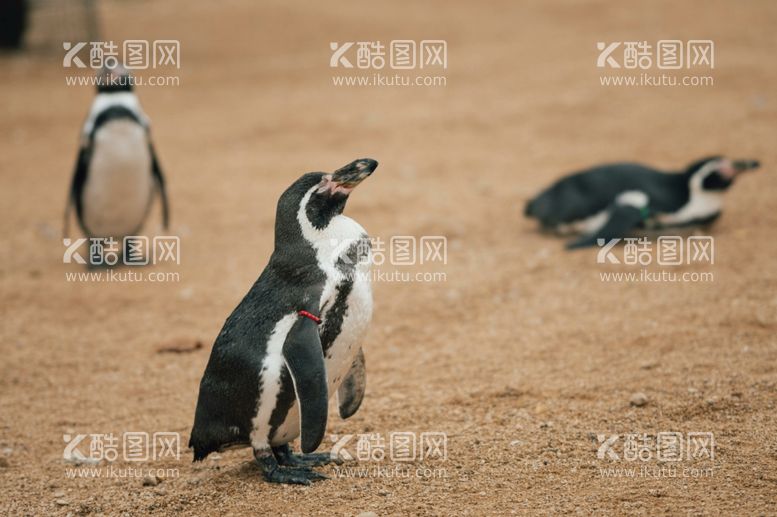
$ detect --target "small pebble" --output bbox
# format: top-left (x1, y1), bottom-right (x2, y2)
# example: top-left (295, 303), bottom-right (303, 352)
top-left (630, 392), bottom-right (648, 407)
top-left (142, 475), bottom-right (160, 487)
top-left (357, 512), bottom-right (378, 517)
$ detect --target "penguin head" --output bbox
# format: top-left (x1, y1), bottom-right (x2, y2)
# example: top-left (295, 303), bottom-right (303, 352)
top-left (275, 158), bottom-right (378, 240)
top-left (686, 156), bottom-right (760, 192)
top-left (95, 66), bottom-right (134, 94)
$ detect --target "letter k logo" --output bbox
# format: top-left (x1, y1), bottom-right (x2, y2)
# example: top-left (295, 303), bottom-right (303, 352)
top-left (330, 42), bottom-right (354, 68)
top-left (597, 42), bottom-right (621, 68)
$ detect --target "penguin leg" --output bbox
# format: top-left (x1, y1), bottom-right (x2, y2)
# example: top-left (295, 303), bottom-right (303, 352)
top-left (337, 348), bottom-right (366, 419)
top-left (566, 191), bottom-right (649, 250)
top-left (253, 447), bottom-right (328, 485)
top-left (273, 443), bottom-right (341, 467)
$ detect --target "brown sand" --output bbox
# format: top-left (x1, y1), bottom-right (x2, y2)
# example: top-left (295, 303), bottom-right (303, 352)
top-left (1, 0), bottom-right (776, 515)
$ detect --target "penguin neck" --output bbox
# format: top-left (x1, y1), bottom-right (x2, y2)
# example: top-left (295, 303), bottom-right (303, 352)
top-left (83, 92), bottom-right (147, 141)
top-left (272, 186), bottom-right (366, 260)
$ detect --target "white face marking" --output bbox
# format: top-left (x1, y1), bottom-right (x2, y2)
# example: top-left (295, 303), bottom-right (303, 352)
top-left (82, 120), bottom-right (153, 238)
top-left (250, 312), bottom-right (298, 450)
top-left (657, 161), bottom-right (724, 226)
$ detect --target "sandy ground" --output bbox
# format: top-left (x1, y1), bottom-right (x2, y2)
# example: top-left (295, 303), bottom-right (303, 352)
top-left (1, 0), bottom-right (776, 515)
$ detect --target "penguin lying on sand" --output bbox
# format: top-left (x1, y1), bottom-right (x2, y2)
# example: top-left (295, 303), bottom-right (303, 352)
top-left (525, 156), bottom-right (760, 249)
top-left (190, 159), bottom-right (378, 485)
top-left (64, 67), bottom-right (169, 251)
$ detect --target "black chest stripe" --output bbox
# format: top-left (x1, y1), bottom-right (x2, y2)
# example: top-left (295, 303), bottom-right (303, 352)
top-left (321, 279), bottom-right (353, 356)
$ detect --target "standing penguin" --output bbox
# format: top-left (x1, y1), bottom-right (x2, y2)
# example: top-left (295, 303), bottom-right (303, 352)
top-left (525, 156), bottom-right (760, 248)
top-left (64, 68), bottom-right (169, 253)
top-left (190, 158), bottom-right (378, 485)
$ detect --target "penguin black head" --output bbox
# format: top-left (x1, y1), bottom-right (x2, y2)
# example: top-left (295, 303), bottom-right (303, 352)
top-left (95, 66), bottom-right (134, 94)
top-left (685, 156), bottom-right (761, 192)
top-left (274, 158), bottom-right (378, 244)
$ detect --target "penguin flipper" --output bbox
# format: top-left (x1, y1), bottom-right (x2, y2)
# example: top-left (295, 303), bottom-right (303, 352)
top-left (64, 146), bottom-right (89, 237)
top-left (337, 348), bottom-right (366, 419)
top-left (566, 192), bottom-right (648, 249)
top-left (282, 316), bottom-right (328, 454)
top-left (150, 144), bottom-right (170, 230)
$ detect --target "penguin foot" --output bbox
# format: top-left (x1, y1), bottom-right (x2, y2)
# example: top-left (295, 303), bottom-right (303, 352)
top-left (284, 452), bottom-right (339, 467)
top-left (255, 447), bottom-right (329, 485)
top-left (272, 443), bottom-right (342, 467)
top-left (265, 466), bottom-right (328, 485)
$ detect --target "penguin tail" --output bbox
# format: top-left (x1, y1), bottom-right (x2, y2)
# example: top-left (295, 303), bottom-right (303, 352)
top-left (192, 448), bottom-right (208, 462)
top-left (188, 435), bottom-right (208, 462)
top-left (188, 422), bottom-right (221, 462)
top-left (524, 198), bottom-right (536, 218)
top-left (189, 423), bottom-right (251, 461)
top-left (189, 435), bottom-right (218, 462)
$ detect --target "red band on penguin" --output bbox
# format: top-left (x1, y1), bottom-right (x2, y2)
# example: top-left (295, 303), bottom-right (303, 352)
top-left (298, 310), bottom-right (322, 325)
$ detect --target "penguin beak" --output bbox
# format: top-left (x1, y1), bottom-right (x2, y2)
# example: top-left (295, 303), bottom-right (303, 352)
top-left (319, 158), bottom-right (378, 195)
top-left (719, 159), bottom-right (760, 179)
top-left (732, 159), bottom-right (760, 173)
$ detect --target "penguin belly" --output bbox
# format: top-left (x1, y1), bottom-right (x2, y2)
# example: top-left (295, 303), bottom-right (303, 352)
top-left (268, 273), bottom-right (373, 447)
top-left (82, 120), bottom-right (153, 238)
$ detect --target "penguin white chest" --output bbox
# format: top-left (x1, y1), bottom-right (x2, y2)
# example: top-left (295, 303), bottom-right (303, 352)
top-left (82, 120), bottom-right (153, 238)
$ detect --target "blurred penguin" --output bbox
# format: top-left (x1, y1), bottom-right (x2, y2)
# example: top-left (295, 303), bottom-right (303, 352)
top-left (525, 156), bottom-right (760, 249)
top-left (64, 67), bottom-right (169, 256)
